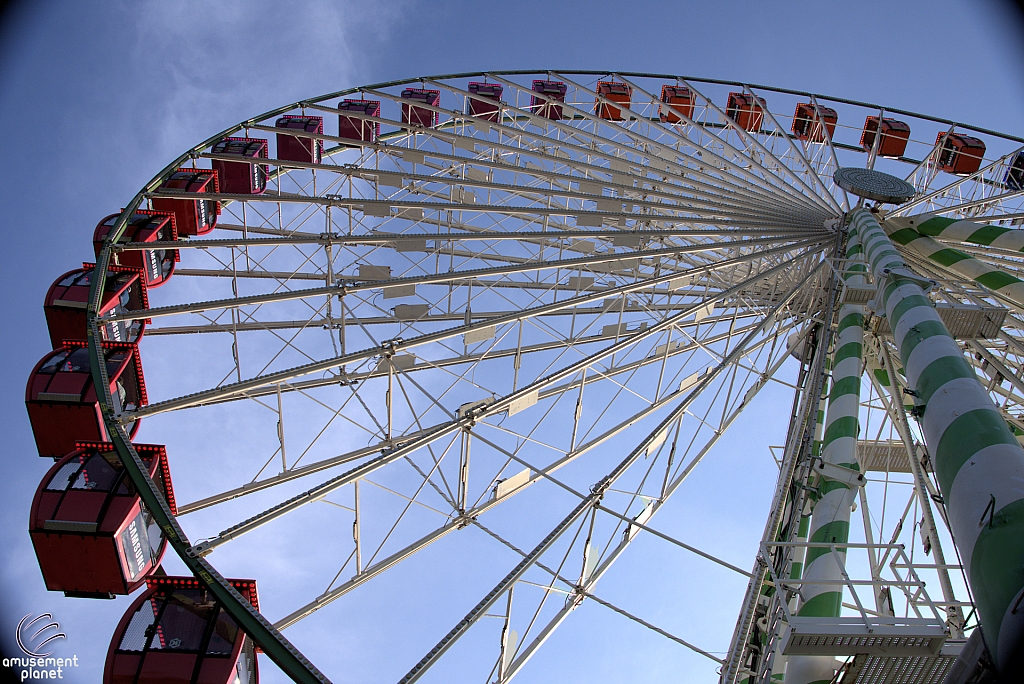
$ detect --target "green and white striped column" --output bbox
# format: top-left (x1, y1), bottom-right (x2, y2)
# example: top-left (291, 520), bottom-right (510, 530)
top-left (882, 218), bottom-right (1024, 311)
top-left (786, 234), bottom-right (866, 684)
top-left (769, 507), bottom-right (811, 682)
top-left (851, 208), bottom-right (1024, 673)
top-left (865, 352), bottom-right (915, 412)
top-left (894, 215), bottom-right (1024, 253)
top-left (788, 512), bottom-right (811, 591)
top-left (811, 377), bottom-right (829, 458)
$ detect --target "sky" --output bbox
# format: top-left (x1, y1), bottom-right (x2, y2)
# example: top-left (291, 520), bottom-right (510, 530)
top-left (1, 1), bottom-right (1022, 683)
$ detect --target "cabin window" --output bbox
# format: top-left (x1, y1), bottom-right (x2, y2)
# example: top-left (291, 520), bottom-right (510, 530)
top-left (155, 590), bottom-right (219, 651)
top-left (71, 454), bottom-right (121, 491)
top-left (45, 459), bottom-right (87, 491)
top-left (118, 596), bottom-right (159, 651)
top-left (58, 271), bottom-right (92, 287)
top-left (205, 608), bottom-right (240, 655)
top-left (40, 348), bottom-right (90, 374)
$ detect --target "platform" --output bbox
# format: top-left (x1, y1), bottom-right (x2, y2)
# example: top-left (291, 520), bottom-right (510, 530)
top-left (836, 639), bottom-right (965, 684)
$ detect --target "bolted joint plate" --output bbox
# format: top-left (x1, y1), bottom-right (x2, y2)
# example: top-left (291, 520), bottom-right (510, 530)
top-left (814, 461), bottom-right (865, 488)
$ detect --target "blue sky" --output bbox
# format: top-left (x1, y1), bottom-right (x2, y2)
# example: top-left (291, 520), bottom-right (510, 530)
top-left (1, 1), bottom-right (1022, 682)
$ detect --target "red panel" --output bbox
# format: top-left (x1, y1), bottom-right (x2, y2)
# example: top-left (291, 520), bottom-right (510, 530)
top-left (94, 211), bottom-right (179, 288)
top-left (150, 196), bottom-right (198, 236)
top-left (792, 103), bottom-right (837, 142)
top-left (401, 89), bottom-right (440, 128)
top-left (659, 85), bottom-right (694, 123)
top-left (196, 655), bottom-right (241, 684)
top-left (275, 116), bottom-right (323, 164)
top-left (26, 343), bottom-right (147, 457)
top-left (30, 446), bottom-right (173, 597)
top-left (211, 138), bottom-right (268, 195)
top-left (56, 490), bottom-right (106, 523)
top-left (47, 371), bottom-right (91, 397)
top-left (936, 132), bottom-right (986, 175)
top-left (41, 263), bottom-right (149, 348)
top-left (338, 100), bottom-right (381, 143)
top-left (44, 307), bottom-right (85, 349)
top-left (32, 491), bottom-right (61, 526)
top-left (105, 579), bottom-right (260, 684)
top-left (531, 80), bottom-right (567, 121)
top-left (151, 169), bottom-right (219, 236)
top-left (105, 652), bottom-right (140, 684)
top-left (861, 116), bottom-right (911, 158)
top-left (596, 81), bottom-right (631, 121)
top-left (31, 531), bottom-right (127, 595)
top-left (137, 651), bottom-right (198, 684)
top-left (726, 92), bottom-right (765, 132)
top-left (26, 401), bottom-right (106, 458)
top-left (467, 82), bottom-right (503, 123)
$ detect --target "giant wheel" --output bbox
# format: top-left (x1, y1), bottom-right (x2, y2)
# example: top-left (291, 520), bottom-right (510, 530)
top-left (46, 71), bottom-right (1024, 683)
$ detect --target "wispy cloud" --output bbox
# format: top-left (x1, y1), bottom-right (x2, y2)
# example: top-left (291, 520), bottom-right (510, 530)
top-left (132, 1), bottom-right (403, 157)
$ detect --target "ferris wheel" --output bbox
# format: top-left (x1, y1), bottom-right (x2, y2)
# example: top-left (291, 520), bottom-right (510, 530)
top-left (23, 71), bottom-right (1024, 684)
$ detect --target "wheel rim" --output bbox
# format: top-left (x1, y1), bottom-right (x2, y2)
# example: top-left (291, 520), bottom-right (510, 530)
top-left (83, 71), bottom-right (1024, 683)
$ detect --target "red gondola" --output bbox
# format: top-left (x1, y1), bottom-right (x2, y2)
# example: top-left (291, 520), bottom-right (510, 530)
top-left (26, 341), bottom-right (146, 458)
top-left (94, 210), bottom-right (178, 288)
top-left (44, 265), bottom-right (149, 348)
top-left (151, 169), bottom-right (220, 237)
top-left (792, 103), bottom-right (838, 143)
top-left (338, 100), bottom-right (381, 143)
top-left (725, 92), bottom-right (765, 132)
top-left (467, 82), bottom-right (503, 123)
top-left (105, 577), bottom-right (259, 684)
top-left (275, 116), bottom-right (323, 164)
top-left (936, 132), bottom-right (986, 175)
top-left (400, 88), bottom-right (440, 128)
top-left (659, 85), bottom-right (694, 123)
top-left (531, 80), bottom-right (567, 120)
top-left (595, 81), bottom-right (631, 121)
top-left (860, 116), bottom-right (911, 158)
top-left (30, 442), bottom-right (174, 598)
top-left (211, 138), bottom-right (268, 195)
